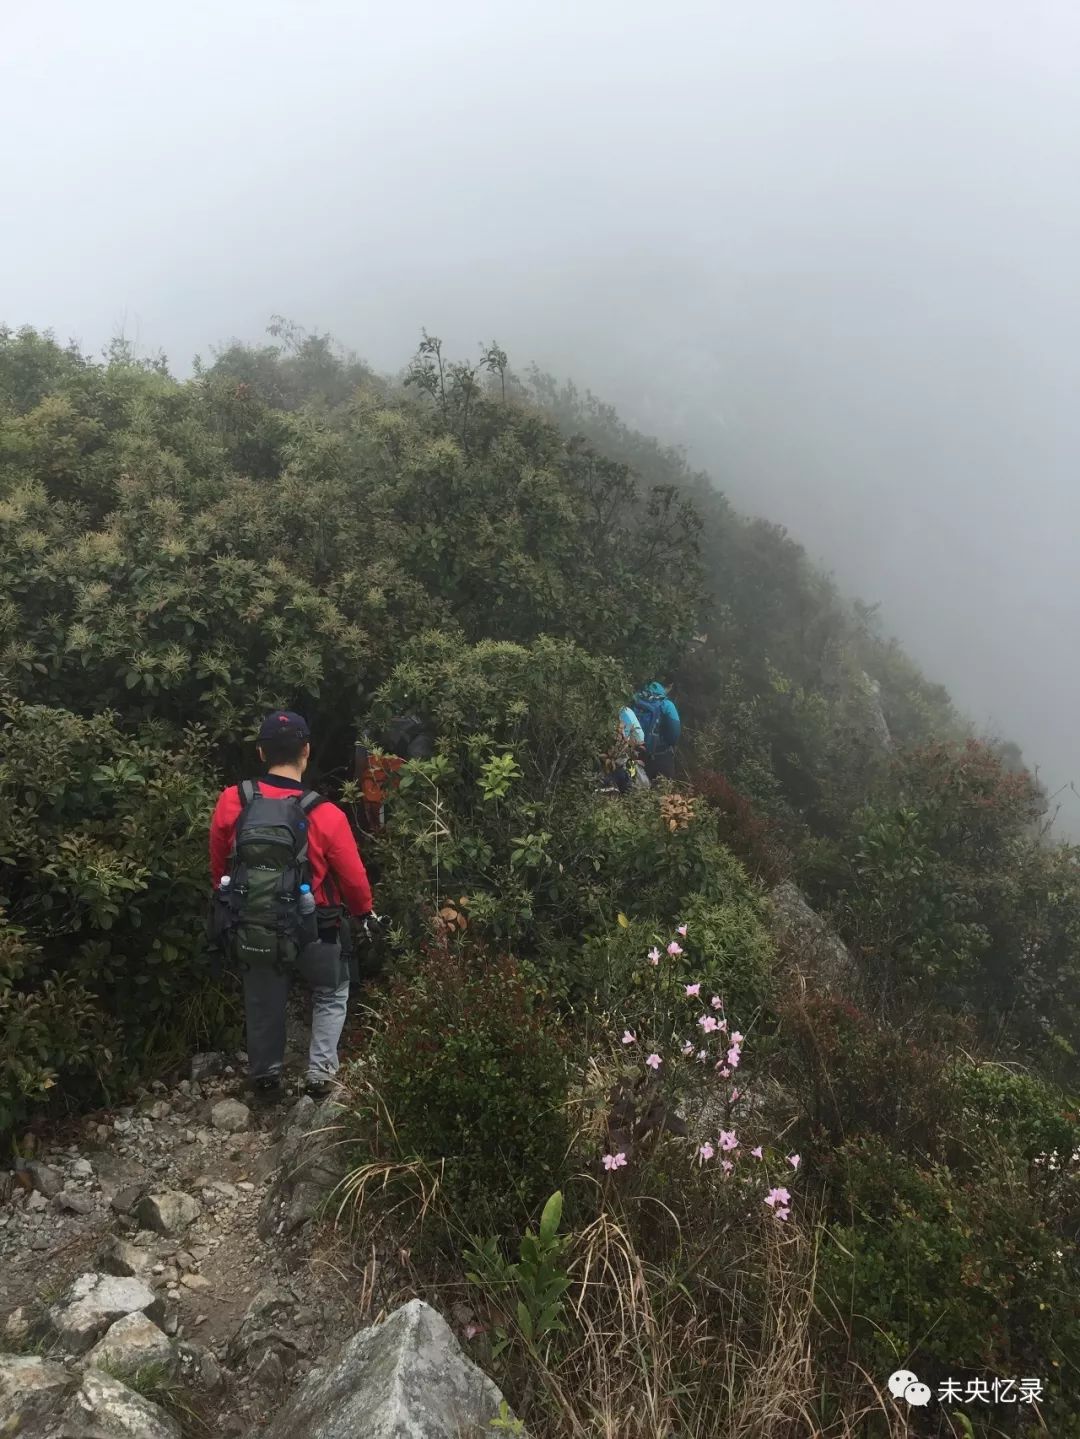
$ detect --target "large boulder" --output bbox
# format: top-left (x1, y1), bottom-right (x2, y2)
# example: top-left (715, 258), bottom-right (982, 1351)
top-left (211, 1098), bottom-right (251, 1133)
top-left (64, 1368), bottom-right (181, 1439)
top-left (86, 1310), bottom-right (175, 1375)
top-left (257, 1097), bottom-right (351, 1238)
top-left (768, 880), bottom-right (857, 993)
top-left (0, 1353), bottom-right (74, 1430)
top-left (258, 1299), bottom-right (518, 1439)
top-left (47, 1272), bottom-right (161, 1354)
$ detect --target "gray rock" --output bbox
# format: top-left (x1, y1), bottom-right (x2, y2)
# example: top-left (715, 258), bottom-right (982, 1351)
top-left (70, 1157), bottom-right (94, 1179)
top-left (259, 1299), bottom-right (516, 1439)
top-left (27, 1188), bottom-right (49, 1211)
top-left (0, 1353), bottom-right (74, 1430)
top-left (47, 1272), bottom-right (161, 1354)
top-left (23, 1160), bottom-right (64, 1198)
top-left (64, 1368), bottom-right (181, 1439)
top-left (86, 1311), bottom-right (175, 1375)
top-left (110, 1184), bottom-right (144, 1216)
top-left (190, 1051), bottom-right (226, 1082)
top-left (135, 1190), bottom-right (202, 1235)
top-left (228, 1284), bottom-right (312, 1375)
top-left (54, 1189), bottom-right (95, 1215)
top-left (98, 1236), bottom-right (153, 1278)
top-left (257, 1097), bottom-right (349, 1238)
top-left (3, 1304), bottom-right (35, 1345)
top-left (769, 880), bottom-right (857, 993)
top-left (211, 1098), bottom-right (251, 1133)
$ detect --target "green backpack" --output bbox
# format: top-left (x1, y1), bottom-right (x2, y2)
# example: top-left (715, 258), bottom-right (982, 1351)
top-left (218, 781), bottom-right (325, 969)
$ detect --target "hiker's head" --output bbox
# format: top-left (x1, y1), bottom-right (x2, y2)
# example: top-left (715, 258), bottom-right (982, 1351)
top-left (637, 681), bottom-right (669, 701)
top-left (256, 710), bottom-right (311, 773)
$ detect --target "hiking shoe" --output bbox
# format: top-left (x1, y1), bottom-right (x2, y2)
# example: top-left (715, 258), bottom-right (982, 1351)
top-left (305, 1076), bottom-right (333, 1100)
top-left (251, 1075), bottom-right (284, 1104)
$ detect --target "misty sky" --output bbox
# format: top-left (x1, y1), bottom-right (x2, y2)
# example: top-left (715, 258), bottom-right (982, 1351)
top-left (4, 1), bottom-right (1079, 825)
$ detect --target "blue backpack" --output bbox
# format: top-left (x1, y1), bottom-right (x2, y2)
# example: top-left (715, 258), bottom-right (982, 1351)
top-left (632, 696), bottom-right (665, 754)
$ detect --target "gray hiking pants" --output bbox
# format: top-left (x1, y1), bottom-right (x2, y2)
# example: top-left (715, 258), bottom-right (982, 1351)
top-left (243, 947), bottom-right (350, 1083)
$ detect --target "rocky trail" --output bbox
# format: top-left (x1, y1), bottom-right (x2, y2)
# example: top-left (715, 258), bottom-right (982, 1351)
top-left (0, 999), bottom-right (514, 1437)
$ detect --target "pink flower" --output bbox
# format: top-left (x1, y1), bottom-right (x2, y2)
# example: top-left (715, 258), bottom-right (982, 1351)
top-left (726, 1046), bottom-right (741, 1070)
top-left (602, 1152), bottom-right (628, 1171)
top-left (787, 1153), bottom-right (801, 1171)
top-left (681, 1039), bottom-right (694, 1056)
top-left (646, 1053), bottom-right (662, 1071)
top-left (697, 1050), bottom-right (708, 1063)
top-left (667, 940), bottom-right (683, 957)
top-left (647, 947), bottom-right (661, 965)
top-left (621, 1030), bottom-right (636, 1046)
top-left (731, 1031), bottom-right (745, 1045)
top-left (764, 1186), bottom-right (791, 1208)
top-left (719, 1066), bottom-right (731, 1077)
top-left (721, 1159), bottom-right (734, 1174)
top-left (717, 1016), bottom-right (728, 1032)
top-left (775, 1206), bottom-right (790, 1221)
top-left (719, 1130), bottom-right (739, 1151)
top-left (697, 1141), bottom-right (715, 1163)
top-left (751, 1145), bottom-right (764, 1160)
top-left (710, 995), bottom-right (724, 1011)
top-left (464, 1322), bottom-right (485, 1340)
top-left (677, 924), bottom-right (688, 936)
top-left (731, 1088), bottom-right (740, 1102)
top-left (685, 982), bottom-right (701, 997)
top-left (698, 1014), bottom-right (718, 1033)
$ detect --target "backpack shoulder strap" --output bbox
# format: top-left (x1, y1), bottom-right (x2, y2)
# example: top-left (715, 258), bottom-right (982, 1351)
top-left (237, 780), bottom-right (257, 809)
top-left (299, 790), bottom-right (325, 814)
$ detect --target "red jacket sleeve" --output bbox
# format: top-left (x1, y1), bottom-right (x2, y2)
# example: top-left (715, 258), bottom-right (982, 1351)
top-left (209, 786), bottom-right (241, 888)
top-left (318, 804), bottom-right (374, 916)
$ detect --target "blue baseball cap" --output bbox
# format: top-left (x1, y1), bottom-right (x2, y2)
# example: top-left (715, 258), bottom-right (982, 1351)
top-left (257, 710), bottom-right (311, 741)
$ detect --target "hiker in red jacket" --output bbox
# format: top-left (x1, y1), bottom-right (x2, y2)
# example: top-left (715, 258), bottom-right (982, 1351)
top-left (208, 711), bottom-right (375, 1100)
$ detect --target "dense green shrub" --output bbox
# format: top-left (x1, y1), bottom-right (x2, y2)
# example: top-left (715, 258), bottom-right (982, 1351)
top-left (817, 1136), bottom-right (1080, 1433)
top-left (0, 697), bottom-right (234, 1128)
top-left (360, 946), bottom-right (571, 1235)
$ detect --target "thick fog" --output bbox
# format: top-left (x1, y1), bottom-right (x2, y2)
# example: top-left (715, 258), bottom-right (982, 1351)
top-left (4, 1), bottom-right (1079, 826)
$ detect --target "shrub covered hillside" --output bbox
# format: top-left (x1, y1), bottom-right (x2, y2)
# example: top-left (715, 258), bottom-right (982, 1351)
top-left (2, 321), bottom-right (1079, 1436)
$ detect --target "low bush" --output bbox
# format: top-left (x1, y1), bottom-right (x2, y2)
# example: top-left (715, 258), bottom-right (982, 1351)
top-left (355, 944), bottom-right (572, 1237)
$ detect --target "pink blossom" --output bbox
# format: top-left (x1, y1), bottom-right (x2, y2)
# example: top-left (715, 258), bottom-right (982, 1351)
top-left (731, 1088), bottom-right (740, 1102)
top-left (685, 982), bottom-right (701, 997)
top-left (698, 1014), bottom-right (719, 1033)
top-left (697, 1141), bottom-right (715, 1163)
top-left (716, 1016), bottom-right (728, 1032)
top-left (681, 1039), bottom-right (694, 1056)
top-left (721, 1159), bottom-right (734, 1174)
top-left (719, 1130), bottom-right (739, 1152)
top-left (710, 995), bottom-right (724, 1011)
top-left (731, 1031), bottom-right (745, 1045)
top-left (602, 1152), bottom-right (628, 1172)
top-left (751, 1145), bottom-right (764, 1160)
top-left (764, 1186), bottom-right (791, 1208)
top-left (667, 940), bottom-right (683, 957)
top-left (647, 947), bottom-right (661, 965)
top-left (697, 1050), bottom-right (707, 1063)
top-left (464, 1322), bottom-right (485, 1340)
top-left (719, 1066), bottom-right (731, 1077)
top-left (775, 1206), bottom-right (790, 1221)
top-left (677, 924), bottom-right (688, 936)
top-left (787, 1153), bottom-right (801, 1171)
top-left (646, 1053), bottom-right (662, 1071)
top-left (621, 1030), bottom-right (636, 1046)
top-left (726, 1046), bottom-right (741, 1070)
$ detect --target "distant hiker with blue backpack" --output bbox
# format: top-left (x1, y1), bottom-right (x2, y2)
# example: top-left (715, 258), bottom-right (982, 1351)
top-left (208, 711), bottom-right (376, 1101)
top-left (632, 681), bottom-right (682, 782)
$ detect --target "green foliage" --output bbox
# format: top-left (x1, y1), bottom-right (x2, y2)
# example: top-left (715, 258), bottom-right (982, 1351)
top-left (466, 1190), bottom-right (571, 1359)
top-left (361, 947), bottom-right (571, 1235)
top-left (0, 697), bottom-right (235, 1130)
